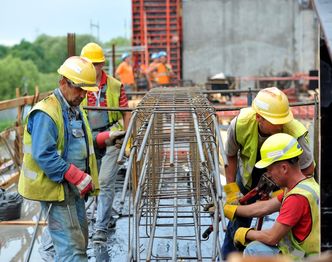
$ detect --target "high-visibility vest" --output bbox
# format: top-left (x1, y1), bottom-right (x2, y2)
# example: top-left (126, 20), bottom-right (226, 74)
top-left (278, 177), bottom-right (320, 259)
top-left (82, 75), bottom-right (124, 131)
top-left (235, 107), bottom-right (307, 188)
top-left (18, 94), bottom-right (99, 202)
top-left (156, 63), bottom-right (171, 85)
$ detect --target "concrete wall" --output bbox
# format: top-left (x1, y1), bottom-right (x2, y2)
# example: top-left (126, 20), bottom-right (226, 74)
top-left (182, 0), bottom-right (319, 85)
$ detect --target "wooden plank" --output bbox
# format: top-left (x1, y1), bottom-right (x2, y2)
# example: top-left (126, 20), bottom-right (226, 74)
top-left (0, 172), bottom-right (19, 189)
top-left (0, 220), bottom-right (47, 226)
top-left (0, 91), bottom-right (51, 111)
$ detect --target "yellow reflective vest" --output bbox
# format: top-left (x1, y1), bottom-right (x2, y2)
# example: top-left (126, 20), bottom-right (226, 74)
top-left (82, 75), bottom-right (124, 131)
top-left (236, 108), bottom-right (308, 188)
top-left (278, 177), bottom-right (320, 259)
top-left (18, 94), bottom-right (99, 202)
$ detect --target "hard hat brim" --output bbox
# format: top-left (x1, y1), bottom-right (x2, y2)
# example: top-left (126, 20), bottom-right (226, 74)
top-left (262, 110), bottom-right (294, 125)
top-left (81, 86), bottom-right (99, 92)
top-left (255, 159), bottom-right (272, 169)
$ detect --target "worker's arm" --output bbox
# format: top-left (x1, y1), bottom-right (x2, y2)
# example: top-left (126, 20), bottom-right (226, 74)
top-left (301, 162), bottom-right (315, 177)
top-left (224, 117), bottom-right (239, 183)
top-left (225, 155), bottom-right (238, 183)
top-left (298, 135), bottom-right (315, 176)
top-left (28, 111), bottom-right (69, 182)
top-left (122, 111), bottom-right (131, 130)
top-left (235, 196), bottom-right (281, 218)
top-left (246, 221), bottom-right (291, 246)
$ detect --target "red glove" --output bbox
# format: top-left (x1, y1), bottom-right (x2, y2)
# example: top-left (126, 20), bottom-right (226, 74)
top-left (64, 164), bottom-right (93, 197)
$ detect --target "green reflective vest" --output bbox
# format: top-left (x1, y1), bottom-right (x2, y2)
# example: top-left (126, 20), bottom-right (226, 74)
top-left (18, 94), bottom-right (99, 202)
top-left (278, 177), bottom-right (320, 259)
top-left (236, 108), bottom-right (307, 188)
top-left (82, 75), bottom-right (124, 131)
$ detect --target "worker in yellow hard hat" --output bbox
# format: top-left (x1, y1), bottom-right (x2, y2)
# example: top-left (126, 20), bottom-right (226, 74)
top-left (18, 56), bottom-right (99, 261)
top-left (221, 87), bottom-right (315, 260)
top-left (80, 42), bottom-right (130, 243)
top-left (223, 133), bottom-right (319, 259)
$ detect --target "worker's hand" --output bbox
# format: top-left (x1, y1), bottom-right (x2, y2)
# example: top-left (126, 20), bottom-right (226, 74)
top-left (95, 130), bottom-right (126, 149)
top-left (223, 204), bottom-right (238, 221)
top-left (234, 227), bottom-right (252, 247)
top-left (223, 182), bottom-right (243, 204)
top-left (108, 130), bottom-right (126, 146)
top-left (64, 164), bottom-right (93, 197)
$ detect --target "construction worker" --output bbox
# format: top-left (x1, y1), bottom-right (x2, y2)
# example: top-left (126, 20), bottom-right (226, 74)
top-left (221, 87), bottom-right (315, 260)
top-left (223, 133), bottom-right (319, 259)
top-left (18, 56), bottom-right (99, 261)
top-left (115, 52), bottom-right (136, 93)
top-left (147, 52), bottom-right (160, 88)
top-left (155, 51), bottom-right (174, 86)
top-left (80, 42), bottom-right (131, 243)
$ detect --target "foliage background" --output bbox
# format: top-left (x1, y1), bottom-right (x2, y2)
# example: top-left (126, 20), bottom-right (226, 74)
top-left (0, 34), bottom-right (130, 100)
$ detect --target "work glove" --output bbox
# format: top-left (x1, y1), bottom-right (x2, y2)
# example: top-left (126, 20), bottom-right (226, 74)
top-left (234, 227), bottom-right (253, 247)
top-left (223, 204), bottom-right (238, 221)
top-left (95, 130), bottom-right (126, 149)
top-left (64, 164), bottom-right (93, 197)
top-left (223, 182), bottom-right (243, 204)
top-left (272, 188), bottom-right (284, 198)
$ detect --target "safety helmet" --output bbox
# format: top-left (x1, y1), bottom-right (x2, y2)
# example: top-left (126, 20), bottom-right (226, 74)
top-left (121, 52), bottom-right (130, 61)
top-left (252, 87), bottom-right (293, 125)
top-left (255, 133), bottom-right (303, 169)
top-left (151, 52), bottom-right (159, 60)
top-left (158, 51), bottom-right (167, 57)
top-left (80, 42), bottom-right (105, 63)
top-left (57, 56), bottom-right (98, 92)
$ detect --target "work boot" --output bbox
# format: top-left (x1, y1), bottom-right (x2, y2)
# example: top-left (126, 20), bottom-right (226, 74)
top-left (93, 230), bottom-right (108, 243)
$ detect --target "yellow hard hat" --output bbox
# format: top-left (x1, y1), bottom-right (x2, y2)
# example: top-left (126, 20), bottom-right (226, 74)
top-left (80, 42), bottom-right (105, 63)
top-left (255, 133), bottom-right (303, 168)
top-left (57, 56), bottom-right (98, 92)
top-left (252, 87), bottom-right (293, 125)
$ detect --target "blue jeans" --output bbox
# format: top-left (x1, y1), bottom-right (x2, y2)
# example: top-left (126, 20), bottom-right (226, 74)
top-left (221, 174), bottom-right (260, 260)
top-left (41, 189), bottom-right (88, 262)
top-left (244, 241), bottom-right (280, 256)
top-left (94, 145), bottom-right (120, 232)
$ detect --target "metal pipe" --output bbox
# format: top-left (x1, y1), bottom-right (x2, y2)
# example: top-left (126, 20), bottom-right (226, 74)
top-left (192, 112), bottom-right (206, 165)
top-left (117, 111), bottom-right (137, 164)
top-left (136, 114), bottom-right (155, 162)
top-left (170, 113), bottom-right (175, 166)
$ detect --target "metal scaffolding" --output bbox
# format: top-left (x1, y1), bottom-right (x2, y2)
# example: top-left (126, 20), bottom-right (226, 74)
top-left (118, 87), bottom-right (227, 261)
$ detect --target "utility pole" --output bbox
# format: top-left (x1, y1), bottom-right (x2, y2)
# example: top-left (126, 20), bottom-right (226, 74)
top-left (90, 20), bottom-right (100, 41)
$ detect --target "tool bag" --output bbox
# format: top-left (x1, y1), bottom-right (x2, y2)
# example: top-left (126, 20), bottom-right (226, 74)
top-left (0, 188), bottom-right (23, 220)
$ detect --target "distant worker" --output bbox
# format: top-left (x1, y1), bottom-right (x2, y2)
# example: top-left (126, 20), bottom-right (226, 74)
top-left (18, 56), bottom-right (99, 261)
top-left (115, 52), bottom-right (136, 93)
top-left (221, 87), bottom-right (315, 260)
top-left (155, 51), bottom-right (174, 86)
top-left (80, 42), bottom-right (130, 244)
top-left (224, 133), bottom-right (319, 259)
top-left (147, 52), bottom-right (160, 88)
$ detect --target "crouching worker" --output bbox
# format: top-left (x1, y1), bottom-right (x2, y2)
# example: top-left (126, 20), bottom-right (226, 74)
top-left (18, 56), bottom-right (100, 262)
top-left (223, 133), bottom-right (319, 260)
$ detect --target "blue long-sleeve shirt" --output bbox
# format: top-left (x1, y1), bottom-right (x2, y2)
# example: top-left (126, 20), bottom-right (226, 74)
top-left (27, 111), bottom-right (69, 183)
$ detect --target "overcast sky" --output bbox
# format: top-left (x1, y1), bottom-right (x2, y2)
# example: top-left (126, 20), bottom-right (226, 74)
top-left (0, 0), bottom-right (131, 46)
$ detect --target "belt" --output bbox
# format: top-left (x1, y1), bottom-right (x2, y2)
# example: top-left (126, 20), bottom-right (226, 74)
top-left (92, 121), bottom-right (116, 132)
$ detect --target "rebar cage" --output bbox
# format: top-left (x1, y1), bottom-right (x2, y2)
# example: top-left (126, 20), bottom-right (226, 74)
top-left (118, 87), bottom-right (227, 261)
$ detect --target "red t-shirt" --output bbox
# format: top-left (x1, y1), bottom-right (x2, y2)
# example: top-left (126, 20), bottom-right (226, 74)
top-left (276, 192), bottom-right (312, 242)
top-left (87, 71), bottom-right (128, 107)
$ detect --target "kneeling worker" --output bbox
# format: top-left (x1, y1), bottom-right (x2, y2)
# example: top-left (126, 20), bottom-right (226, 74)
top-left (224, 133), bottom-right (319, 260)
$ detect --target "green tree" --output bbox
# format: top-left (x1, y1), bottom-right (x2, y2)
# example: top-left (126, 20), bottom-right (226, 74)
top-left (10, 40), bottom-right (45, 71)
top-left (0, 45), bottom-right (9, 59)
top-left (0, 56), bottom-right (39, 99)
